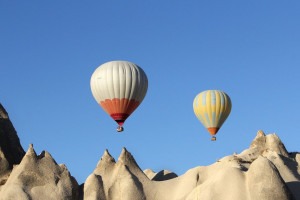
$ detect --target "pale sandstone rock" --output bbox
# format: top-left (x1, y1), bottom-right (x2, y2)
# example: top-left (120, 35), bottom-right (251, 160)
top-left (84, 174), bottom-right (106, 200)
top-left (1, 104), bottom-right (299, 199)
top-left (0, 145), bottom-right (79, 200)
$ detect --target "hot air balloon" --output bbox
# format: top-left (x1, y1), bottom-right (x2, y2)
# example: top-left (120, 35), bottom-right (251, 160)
top-left (90, 60), bottom-right (148, 132)
top-left (193, 90), bottom-right (231, 141)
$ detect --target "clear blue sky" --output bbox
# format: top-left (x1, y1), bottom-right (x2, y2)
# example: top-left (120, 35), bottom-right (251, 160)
top-left (1, 1), bottom-right (299, 184)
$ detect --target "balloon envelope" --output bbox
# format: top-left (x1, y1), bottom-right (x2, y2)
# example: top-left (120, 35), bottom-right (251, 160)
top-left (193, 90), bottom-right (231, 138)
top-left (90, 61), bottom-right (148, 127)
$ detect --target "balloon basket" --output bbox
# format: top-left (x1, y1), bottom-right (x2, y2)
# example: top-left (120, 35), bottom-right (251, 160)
top-left (117, 126), bottom-right (124, 132)
top-left (211, 136), bottom-right (216, 141)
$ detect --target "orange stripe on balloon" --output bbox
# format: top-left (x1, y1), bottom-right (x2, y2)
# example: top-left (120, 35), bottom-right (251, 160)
top-left (207, 127), bottom-right (219, 136)
top-left (100, 99), bottom-right (113, 114)
top-left (120, 97), bottom-right (126, 112)
top-left (126, 99), bottom-right (140, 115)
top-left (99, 100), bottom-right (111, 114)
top-left (112, 98), bottom-right (119, 113)
top-left (100, 98), bottom-right (140, 123)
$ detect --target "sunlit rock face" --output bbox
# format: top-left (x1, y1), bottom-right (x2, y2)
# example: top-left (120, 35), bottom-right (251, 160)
top-left (82, 130), bottom-right (299, 200)
top-left (0, 144), bottom-right (79, 200)
top-left (0, 104), bottom-right (299, 200)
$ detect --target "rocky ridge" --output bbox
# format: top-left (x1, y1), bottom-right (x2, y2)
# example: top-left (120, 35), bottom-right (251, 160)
top-left (0, 104), bottom-right (299, 200)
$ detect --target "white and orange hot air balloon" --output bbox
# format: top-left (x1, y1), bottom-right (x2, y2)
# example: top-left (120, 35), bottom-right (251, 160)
top-left (90, 60), bottom-right (148, 132)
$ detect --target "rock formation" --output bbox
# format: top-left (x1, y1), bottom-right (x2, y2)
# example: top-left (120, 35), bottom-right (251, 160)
top-left (82, 130), bottom-right (299, 200)
top-left (0, 103), bottom-right (25, 187)
top-left (143, 169), bottom-right (178, 181)
top-left (0, 104), bottom-right (79, 200)
top-left (0, 103), bottom-right (299, 199)
top-left (0, 144), bottom-right (79, 200)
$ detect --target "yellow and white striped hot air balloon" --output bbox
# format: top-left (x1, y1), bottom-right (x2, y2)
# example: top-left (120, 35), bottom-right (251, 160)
top-left (193, 90), bottom-right (231, 141)
top-left (90, 61), bottom-right (148, 132)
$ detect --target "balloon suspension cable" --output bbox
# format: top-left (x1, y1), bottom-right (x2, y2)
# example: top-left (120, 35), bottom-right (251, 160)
top-left (117, 126), bottom-right (124, 132)
top-left (211, 136), bottom-right (216, 141)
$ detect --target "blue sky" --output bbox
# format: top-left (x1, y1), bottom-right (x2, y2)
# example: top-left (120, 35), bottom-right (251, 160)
top-left (1, 1), bottom-right (299, 184)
